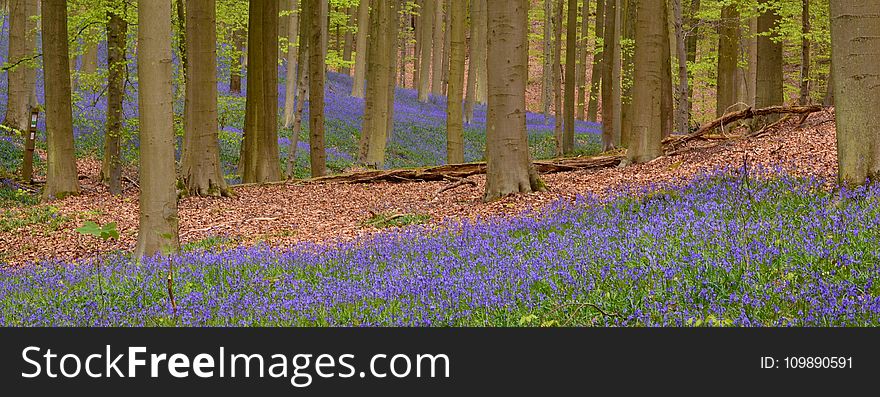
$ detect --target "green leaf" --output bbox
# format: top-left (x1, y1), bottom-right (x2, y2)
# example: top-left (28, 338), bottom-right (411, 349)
top-left (75, 221), bottom-right (102, 237)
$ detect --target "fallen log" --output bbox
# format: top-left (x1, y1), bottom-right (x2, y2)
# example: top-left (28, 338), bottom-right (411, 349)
top-left (663, 105), bottom-right (823, 148)
top-left (304, 154), bottom-right (625, 184)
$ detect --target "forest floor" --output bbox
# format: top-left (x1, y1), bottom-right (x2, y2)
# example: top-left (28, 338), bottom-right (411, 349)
top-left (0, 109), bottom-right (837, 266)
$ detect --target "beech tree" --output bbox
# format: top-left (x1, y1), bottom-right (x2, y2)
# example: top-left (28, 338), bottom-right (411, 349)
top-left (41, 0), bottom-right (81, 201)
top-left (445, 0), bottom-right (467, 164)
top-left (542, 0), bottom-right (553, 122)
top-left (627, 0), bottom-right (664, 164)
top-left (351, 0), bottom-right (369, 98)
top-left (484, 0), bottom-right (545, 202)
top-left (830, 1), bottom-right (880, 186)
top-left (103, 2), bottom-right (127, 196)
top-left (586, 0), bottom-right (604, 122)
top-left (307, 0), bottom-right (327, 177)
top-left (3, 0), bottom-right (37, 134)
top-left (135, 0), bottom-right (179, 257)
top-left (430, 0), bottom-right (444, 97)
top-left (283, 0), bottom-right (301, 130)
top-left (562, 0), bottom-right (577, 155)
top-left (464, 0), bottom-right (486, 123)
top-left (181, 0), bottom-right (230, 197)
top-left (417, 0), bottom-right (434, 102)
top-left (241, 0), bottom-right (283, 183)
top-left (359, 0), bottom-right (399, 167)
top-left (755, 0), bottom-right (783, 126)
top-left (575, 0), bottom-right (589, 121)
top-left (716, 3), bottom-right (739, 118)
top-left (600, 0), bottom-right (620, 150)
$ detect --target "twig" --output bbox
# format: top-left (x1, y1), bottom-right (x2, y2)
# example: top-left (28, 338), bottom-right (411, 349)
top-left (435, 177), bottom-right (477, 196)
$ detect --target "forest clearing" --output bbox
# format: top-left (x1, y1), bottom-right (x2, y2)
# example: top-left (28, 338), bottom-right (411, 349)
top-left (1, 0), bottom-right (879, 328)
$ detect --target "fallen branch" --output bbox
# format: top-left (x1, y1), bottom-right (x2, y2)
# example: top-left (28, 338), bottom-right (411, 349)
top-left (663, 105), bottom-right (823, 149)
top-left (306, 154), bottom-right (625, 185)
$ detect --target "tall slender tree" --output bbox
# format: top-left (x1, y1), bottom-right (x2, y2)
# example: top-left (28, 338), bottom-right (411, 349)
top-left (600, 0), bottom-right (619, 150)
top-left (586, 0), bottom-right (604, 122)
top-left (342, 6), bottom-right (355, 76)
top-left (359, 0), bottom-right (399, 167)
top-left (283, 0), bottom-right (301, 128)
top-left (3, 0), bottom-right (37, 133)
top-left (103, 3), bottom-right (127, 196)
top-left (755, 0), bottom-right (783, 126)
top-left (446, 0), bottom-right (467, 164)
top-left (716, 4), bottom-right (740, 117)
top-left (830, 1), bottom-right (880, 186)
top-left (562, 0), bottom-right (577, 154)
top-left (430, 0), bottom-right (444, 97)
top-left (288, 8), bottom-right (311, 178)
top-left (484, 0), bottom-right (546, 201)
top-left (799, 0), bottom-right (811, 105)
top-left (627, 0), bottom-right (664, 164)
top-left (542, 0), bottom-right (554, 123)
top-left (135, 0), bottom-right (179, 257)
top-left (307, 0), bottom-right (327, 177)
top-left (552, 0), bottom-right (563, 156)
top-left (575, 0), bottom-right (590, 121)
top-left (351, 0), bottom-right (369, 98)
top-left (417, 0), bottom-right (434, 102)
top-left (182, 0), bottom-right (230, 196)
top-left (464, 0), bottom-right (486, 124)
top-left (241, 0), bottom-right (283, 183)
top-left (41, 0), bottom-right (80, 201)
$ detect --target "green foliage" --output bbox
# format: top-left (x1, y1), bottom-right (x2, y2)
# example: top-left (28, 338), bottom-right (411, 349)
top-left (75, 221), bottom-right (120, 241)
top-left (0, 206), bottom-right (70, 233)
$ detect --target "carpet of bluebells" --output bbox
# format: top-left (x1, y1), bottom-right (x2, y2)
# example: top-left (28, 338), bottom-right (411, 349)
top-left (0, 15), bottom-right (601, 184)
top-left (2, 168), bottom-right (879, 326)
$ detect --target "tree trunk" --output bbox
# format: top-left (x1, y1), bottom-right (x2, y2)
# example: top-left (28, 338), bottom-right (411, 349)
top-left (830, 1), bottom-right (880, 186)
top-left (288, 16), bottom-right (310, 178)
top-left (103, 6), bottom-right (127, 196)
top-left (413, 0), bottom-right (422, 90)
top-left (586, 0), bottom-right (604, 122)
top-left (446, 0), bottom-right (467, 164)
top-left (307, 0), bottom-right (327, 177)
top-left (659, 1), bottom-right (673, 139)
top-left (342, 6), bottom-right (354, 75)
top-left (684, 0), bottom-right (700, 116)
top-left (399, 6), bottom-right (410, 87)
top-left (627, 0), bottom-right (664, 164)
top-left (229, 28), bottom-right (244, 94)
top-left (746, 17), bottom-right (757, 106)
top-left (41, 0), bottom-right (80, 201)
top-left (464, 0), bottom-right (485, 124)
top-left (799, 0), bottom-right (811, 105)
top-left (182, 0), bottom-right (230, 197)
top-left (575, 0), bottom-right (589, 121)
top-left (283, 0), bottom-right (301, 128)
top-left (359, 0), bottom-right (398, 167)
top-left (562, 0), bottom-right (576, 154)
top-left (672, 0), bottom-right (689, 134)
top-left (474, 0), bottom-right (488, 104)
top-left (135, 0), bottom-right (179, 257)
top-left (552, 0), bottom-right (563, 156)
top-left (822, 66), bottom-right (834, 106)
top-left (716, 4), bottom-right (739, 117)
top-left (600, 0), bottom-right (619, 150)
top-left (81, 41), bottom-right (98, 75)
top-left (3, 0), bottom-right (37, 134)
top-left (430, 0), bottom-right (444, 97)
top-left (417, 0), bottom-right (434, 102)
top-left (618, 0), bottom-right (634, 148)
top-left (241, 0), bottom-right (283, 183)
top-left (754, 0), bottom-right (784, 126)
top-left (484, 0), bottom-right (546, 202)
top-left (351, 0), bottom-right (369, 98)
top-left (542, 0), bottom-right (553, 123)
top-left (440, 0), bottom-right (451, 96)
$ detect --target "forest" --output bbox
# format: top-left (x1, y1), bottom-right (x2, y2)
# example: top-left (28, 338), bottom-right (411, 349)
top-left (0, 0), bottom-right (878, 327)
